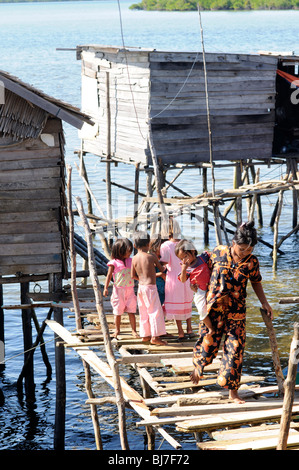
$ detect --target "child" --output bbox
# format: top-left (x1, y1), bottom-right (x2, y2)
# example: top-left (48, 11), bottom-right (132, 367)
top-left (149, 235), bottom-right (166, 308)
top-left (103, 238), bottom-right (138, 339)
top-left (175, 239), bottom-right (214, 336)
top-left (131, 231), bottom-right (167, 346)
top-left (159, 217), bottom-right (194, 340)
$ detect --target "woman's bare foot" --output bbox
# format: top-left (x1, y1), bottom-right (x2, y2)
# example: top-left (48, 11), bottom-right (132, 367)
top-left (229, 389), bottom-right (245, 404)
top-left (190, 368), bottom-right (203, 384)
top-left (151, 337), bottom-right (167, 346)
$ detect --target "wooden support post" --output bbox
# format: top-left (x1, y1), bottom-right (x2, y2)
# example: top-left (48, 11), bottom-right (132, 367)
top-left (20, 282), bottom-right (35, 401)
top-left (133, 163), bottom-right (140, 231)
top-left (249, 165), bottom-right (263, 227)
top-left (291, 159), bottom-right (298, 228)
top-left (82, 359), bottom-right (103, 450)
top-left (139, 375), bottom-right (155, 450)
top-left (148, 122), bottom-right (167, 224)
top-left (105, 71), bottom-right (113, 248)
top-left (202, 167), bottom-right (209, 246)
top-left (273, 190), bottom-right (283, 271)
top-left (66, 165), bottom-right (82, 331)
top-left (76, 196), bottom-right (130, 450)
top-left (234, 162), bottom-right (242, 225)
top-left (277, 323), bottom-right (299, 450)
top-left (260, 308), bottom-right (285, 396)
top-left (17, 307), bottom-right (53, 388)
top-left (49, 273), bottom-right (65, 451)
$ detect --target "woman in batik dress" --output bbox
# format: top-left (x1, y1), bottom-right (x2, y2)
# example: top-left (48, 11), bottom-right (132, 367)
top-left (191, 221), bottom-right (273, 404)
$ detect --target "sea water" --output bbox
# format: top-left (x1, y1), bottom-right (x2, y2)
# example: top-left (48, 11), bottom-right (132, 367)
top-left (0, 0), bottom-right (298, 450)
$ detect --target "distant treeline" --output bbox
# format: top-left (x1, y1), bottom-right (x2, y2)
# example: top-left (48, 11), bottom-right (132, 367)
top-left (130, 0), bottom-right (299, 10)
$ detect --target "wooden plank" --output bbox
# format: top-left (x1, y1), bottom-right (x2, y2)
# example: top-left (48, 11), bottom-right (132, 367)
top-left (0, 221), bottom-right (59, 235)
top-left (175, 405), bottom-right (299, 433)
top-left (0, 210), bottom-right (59, 224)
top-left (212, 422), bottom-right (299, 441)
top-left (151, 398), bottom-right (299, 417)
top-left (45, 320), bottom-right (181, 449)
top-left (197, 432), bottom-right (299, 450)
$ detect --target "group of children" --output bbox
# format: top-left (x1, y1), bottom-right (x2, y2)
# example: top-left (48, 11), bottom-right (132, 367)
top-left (103, 219), bottom-right (213, 346)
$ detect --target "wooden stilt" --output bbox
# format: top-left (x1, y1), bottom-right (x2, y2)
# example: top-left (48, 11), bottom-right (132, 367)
top-left (277, 323), bottom-right (299, 450)
top-left (133, 163), bottom-right (140, 231)
top-left (83, 359), bottom-right (103, 450)
top-left (17, 307), bottom-right (53, 388)
top-left (20, 281), bottom-right (35, 401)
top-left (76, 196), bottom-right (130, 450)
top-left (272, 190), bottom-right (283, 271)
top-left (66, 165), bottom-right (82, 331)
top-left (234, 162), bottom-right (242, 225)
top-left (49, 272), bottom-right (65, 451)
top-left (260, 308), bottom-right (285, 396)
top-left (202, 167), bottom-right (209, 246)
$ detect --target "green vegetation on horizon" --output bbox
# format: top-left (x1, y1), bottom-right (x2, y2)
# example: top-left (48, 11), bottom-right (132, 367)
top-left (130, 0), bottom-right (299, 10)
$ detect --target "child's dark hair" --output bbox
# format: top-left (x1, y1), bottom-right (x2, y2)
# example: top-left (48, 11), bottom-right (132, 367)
top-left (233, 221), bottom-right (258, 247)
top-left (174, 239), bottom-right (198, 257)
top-left (111, 238), bottom-right (133, 260)
top-left (133, 231), bottom-right (150, 249)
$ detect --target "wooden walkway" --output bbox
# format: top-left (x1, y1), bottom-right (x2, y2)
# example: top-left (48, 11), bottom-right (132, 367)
top-left (41, 287), bottom-right (299, 451)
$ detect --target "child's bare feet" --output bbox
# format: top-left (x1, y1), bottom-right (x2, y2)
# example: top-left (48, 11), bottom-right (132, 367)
top-left (229, 390), bottom-right (245, 404)
top-left (132, 330), bottom-right (139, 338)
top-left (112, 331), bottom-right (120, 339)
top-left (190, 368), bottom-right (203, 384)
top-left (151, 337), bottom-right (167, 346)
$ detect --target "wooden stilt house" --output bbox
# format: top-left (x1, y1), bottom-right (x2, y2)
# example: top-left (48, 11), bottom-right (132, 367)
top-left (0, 71), bottom-right (93, 278)
top-left (76, 46), bottom-right (299, 166)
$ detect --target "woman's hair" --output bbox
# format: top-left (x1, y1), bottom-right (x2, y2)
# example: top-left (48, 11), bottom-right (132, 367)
top-left (161, 216), bottom-right (181, 240)
top-left (149, 234), bottom-right (162, 253)
top-left (232, 221), bottom-right (258, 247)
top-left (111, 238), bottom-right (133, 260)
top-left (133, 231), bottom-right (150, 249)
top-left (174, 239), bottom-right (198, 257)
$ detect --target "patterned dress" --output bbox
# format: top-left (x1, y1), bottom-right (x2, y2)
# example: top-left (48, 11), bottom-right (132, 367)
top-left (193, 245), bottom-right (262, 390)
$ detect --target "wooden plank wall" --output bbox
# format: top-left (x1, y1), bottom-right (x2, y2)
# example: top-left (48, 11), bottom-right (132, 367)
top-left (79, 48), bottom-right (278, 165)
top-left (80, 49), bottom-right (150, 164)
top-left (0, 117), bottom-right (65, 275)
top-left (149, 52), bottom-right (278, 164)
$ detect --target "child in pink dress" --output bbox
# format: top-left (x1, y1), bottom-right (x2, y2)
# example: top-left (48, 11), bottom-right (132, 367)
top-left (159, 218), bottom-right (194, 340)
top-left (103, 238), bottom-right (138, 338)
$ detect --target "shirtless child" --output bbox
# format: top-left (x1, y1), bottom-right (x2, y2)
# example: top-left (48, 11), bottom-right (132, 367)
top-left (131, 231), bottom-right (168, 346)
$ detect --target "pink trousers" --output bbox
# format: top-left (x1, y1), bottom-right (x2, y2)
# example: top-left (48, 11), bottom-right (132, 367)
top-left (137, 284), bottom-right (166, 338)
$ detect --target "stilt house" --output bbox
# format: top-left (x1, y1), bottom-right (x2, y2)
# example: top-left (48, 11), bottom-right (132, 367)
top-left (76, 46), bottom-right (299, 166)
top-left (0, 71), bottom-right (93, 277)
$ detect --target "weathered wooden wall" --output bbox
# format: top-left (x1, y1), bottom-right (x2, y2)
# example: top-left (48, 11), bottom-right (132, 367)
top-left (79, 47), bottom-right (150, 164)
top-left (78, 47), bottom-right (278, 165)
top-left (149, 52), bottom-right (277, 164)
top-left (0, 117), bottom-right (66, 276)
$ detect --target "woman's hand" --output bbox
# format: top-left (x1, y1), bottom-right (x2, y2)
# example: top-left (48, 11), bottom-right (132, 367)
top-left (261, 301), bottom-right (273, 320)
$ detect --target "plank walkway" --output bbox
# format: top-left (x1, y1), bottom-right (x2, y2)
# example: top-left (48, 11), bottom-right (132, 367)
top-left (41, 287), bottom-right (299, 451)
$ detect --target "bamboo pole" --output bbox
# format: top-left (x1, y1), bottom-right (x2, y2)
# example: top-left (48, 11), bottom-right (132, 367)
top-left (66, 165), bottom-right (82, 331)
top-left (147, 122), bottom-right (167, 223)
top-left (76, 196), bottom-right (129, 450)
top-left (260, 308), bottom-right (285, 396)
top-left (83, 359), bottom-right (103, 450)
top-left (277, 323), bottom-right (299, 450)
top-left (272, 190), bottom-right (283, 271)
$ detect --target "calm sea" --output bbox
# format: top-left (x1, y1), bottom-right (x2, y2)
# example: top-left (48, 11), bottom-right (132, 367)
top-left (0, 0), bottom-right (298, 451)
